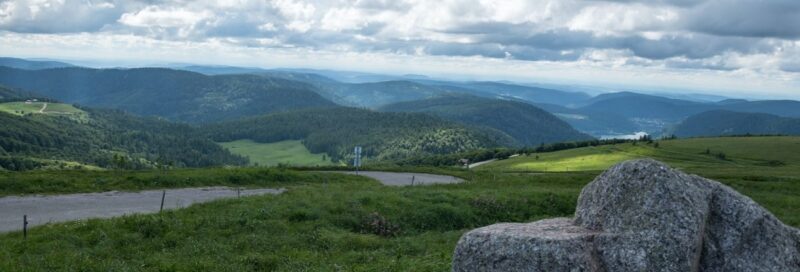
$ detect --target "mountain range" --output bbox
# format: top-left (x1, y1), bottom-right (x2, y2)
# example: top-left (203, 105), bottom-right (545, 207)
top-left (2, 56), bottom-right (800, 170)
top-left (0, 66), bottom-right (335, 123)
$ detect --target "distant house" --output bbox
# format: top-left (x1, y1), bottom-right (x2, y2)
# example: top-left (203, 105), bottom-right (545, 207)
top-left (459, 158), bottom-right (470, 168)
top-left (24, 100), bottom-right (32, 104)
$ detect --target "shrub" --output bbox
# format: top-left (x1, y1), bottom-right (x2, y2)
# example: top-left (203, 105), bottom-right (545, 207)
top-left (360, 212), bottom-right (400, 237)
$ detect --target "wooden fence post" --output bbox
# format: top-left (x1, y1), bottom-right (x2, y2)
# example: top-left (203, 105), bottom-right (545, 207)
top-left (160, 190), bottom-right (166, 212)
top-left (23, 215), bottom-right (28, 240)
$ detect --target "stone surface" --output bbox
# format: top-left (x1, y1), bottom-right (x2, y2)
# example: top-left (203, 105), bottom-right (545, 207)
top-left (452, 159), bottom-right (800, 272)
top-left (452, 218), bottom-right (600, 272)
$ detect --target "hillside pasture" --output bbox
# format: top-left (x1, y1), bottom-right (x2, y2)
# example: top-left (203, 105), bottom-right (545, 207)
top-left (219, 139), bottom-right (337, 167)
top-left (0, 102), bottom-right (87, 122)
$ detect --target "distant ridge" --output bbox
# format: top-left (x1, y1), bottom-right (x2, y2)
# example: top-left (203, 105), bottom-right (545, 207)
top-left (0, 57), bottom-right (75, 70)
top-left (673, 110), bottom-right (800, 137)
top-left (0, 66), bottom-right (336, 123)
top-left (380, 95), bottom-right (593, 145)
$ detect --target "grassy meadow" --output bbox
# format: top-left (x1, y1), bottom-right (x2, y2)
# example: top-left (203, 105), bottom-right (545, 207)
top-left (219, 139), bottom-right (338, 167)
top-left (0, 170), bottom-right (587, 271)
top-left (0, 101), bottom-right (88, 122)
top-left (481, 136), bottom-right (800, 176)
top-left (0, 136), bottom-right (798, 271)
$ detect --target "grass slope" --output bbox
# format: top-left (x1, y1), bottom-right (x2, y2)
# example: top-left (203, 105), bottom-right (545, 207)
top-left (0, 102), bottom-right (89, 123)
top-left (479, 136), bottom-right (800, 226)
top-left (219, 140), bottom-right (337, 166)
top-left (0, 170), bottom-right (587, 271)
top-left (1, 137), bottom-right (799, 270)
top-left (0, 102), bottom-right (84, 115)
top-left (1, 163), bottom-right (798, 270)
top-left (480, 136), bottom-right (800, 175)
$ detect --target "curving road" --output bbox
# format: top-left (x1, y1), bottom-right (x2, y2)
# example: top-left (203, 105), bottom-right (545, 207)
top-left (0, 171), bottom-right (463, 233)
top-left (0, 187), bottom-right (284, 233)
top-left (338, 171), bottom-right (464, 186)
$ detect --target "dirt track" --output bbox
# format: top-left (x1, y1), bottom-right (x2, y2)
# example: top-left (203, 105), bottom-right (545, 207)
top-left (0, 187), bottom-right (284, 233)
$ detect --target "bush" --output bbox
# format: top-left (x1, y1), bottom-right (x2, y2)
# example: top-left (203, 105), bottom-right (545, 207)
top-left (359, 212), bottom-right (401, 237)
top-left (758, 160), bottom-right (786, 167)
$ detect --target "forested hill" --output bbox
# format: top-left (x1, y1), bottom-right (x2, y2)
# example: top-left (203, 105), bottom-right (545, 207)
top-left (0, 67), bottom-right (336, 123)
top-left (0, 85), bottom-right (24, 101)
top-left (0, 107), bottom-right (247, 170)
top-left (379, 95), bottom-right (593, 146)
top-left (0, 57), bottom-right (75, 70)
top-left (673, 110), bottom-right (800, 137)
top-left (202, 107), bottom-right (517, 161)
top-left (0, 85), bottom-right (49, 102)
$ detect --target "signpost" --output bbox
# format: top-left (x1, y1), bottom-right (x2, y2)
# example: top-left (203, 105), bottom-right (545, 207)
top-left (354, 146), bottom-right (362, 175)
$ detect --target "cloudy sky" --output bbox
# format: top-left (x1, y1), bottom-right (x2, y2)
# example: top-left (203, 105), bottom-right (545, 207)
top-left (1, 0), bottom-right (800, 98)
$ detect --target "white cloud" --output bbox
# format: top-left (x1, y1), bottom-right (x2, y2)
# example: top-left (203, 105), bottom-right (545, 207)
top-left (118, 6), bottom-right (212, 28)
top-left (568, 3), bottom-right (679, 35)
top-left (0, 0), bottom-right (799, 98)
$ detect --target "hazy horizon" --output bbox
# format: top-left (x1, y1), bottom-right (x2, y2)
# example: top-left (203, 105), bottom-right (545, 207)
top-left (2, 0), bottom-right (800, 99)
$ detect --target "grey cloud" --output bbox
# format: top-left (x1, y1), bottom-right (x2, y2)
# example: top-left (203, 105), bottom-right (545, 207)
top-left (684, 0), bottom-right (800, 39)
top-left (0, 0), bottom-right (138, 33)
top-left (625, 35), bottom-right (773, 60)
top-left (353, 0), bottom-right (412, 11)
top-left (1, 0), bottom-right (798, 75)
top-left (781, 62), bottom-right (800, 73)
top-left (586, 0), bottom-right (703, 7)
top-left (664, 58), bottom-right (738, 71)
top-left (460, 25), bottom-right (774, 60)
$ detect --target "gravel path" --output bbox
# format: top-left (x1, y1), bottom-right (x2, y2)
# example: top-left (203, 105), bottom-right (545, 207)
top-left (0, 187), bottom-right (285, 233)
top-left (339, 171), bottom-right (463, 186)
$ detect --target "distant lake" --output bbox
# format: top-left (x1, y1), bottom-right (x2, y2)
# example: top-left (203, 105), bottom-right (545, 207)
top-left (600, 132), bottom-right (648, 140)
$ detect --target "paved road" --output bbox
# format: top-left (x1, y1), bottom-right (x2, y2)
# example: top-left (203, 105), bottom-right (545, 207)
top-left (469, 159), bottom-right (497, 169)
top-left (468, 154), bottom-right (519, 169)
top-left (339, 171), bottom-right (463, 186)
top-left (0, 187), bottom-right (284, 233)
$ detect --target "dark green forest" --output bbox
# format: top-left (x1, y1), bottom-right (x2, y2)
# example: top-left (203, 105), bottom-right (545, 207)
top-left (0, 67), bottom-right (335, 123)
top-left (673, 110), bottom-right (800, 137)
top-left (380, 95), bottom-right (593, 145)
top-left (202, 107), bottom-right (516, 161)
top-left (0, 108), bottom-right (246, 170)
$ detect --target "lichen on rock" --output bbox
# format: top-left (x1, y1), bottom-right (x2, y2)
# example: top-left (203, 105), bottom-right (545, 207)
top-left (452, 159), bottom-right (800, 272)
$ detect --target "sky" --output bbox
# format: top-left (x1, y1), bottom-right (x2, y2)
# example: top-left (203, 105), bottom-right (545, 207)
top-left (1, 0), bottom-right (800, 99)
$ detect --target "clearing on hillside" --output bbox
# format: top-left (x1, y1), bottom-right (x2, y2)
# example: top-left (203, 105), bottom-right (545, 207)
top-left (0, 101), bottom-right (87, 121)
top-left (218, 139), bottom-right (338, 166)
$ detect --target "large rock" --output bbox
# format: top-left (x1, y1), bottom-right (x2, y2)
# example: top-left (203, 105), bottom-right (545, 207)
top-left (452, 159), bottom-right (800, 272)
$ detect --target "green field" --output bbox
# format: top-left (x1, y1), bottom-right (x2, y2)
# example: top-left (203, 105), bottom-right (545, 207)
top-left (1, 136), bottom-right (799, 270)
top-left (219, 139), bottom-right (338, 167)
top-left (0, 101), bottom-right (87, 121)
top-left (481, 136), bottom-right (800, 175)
